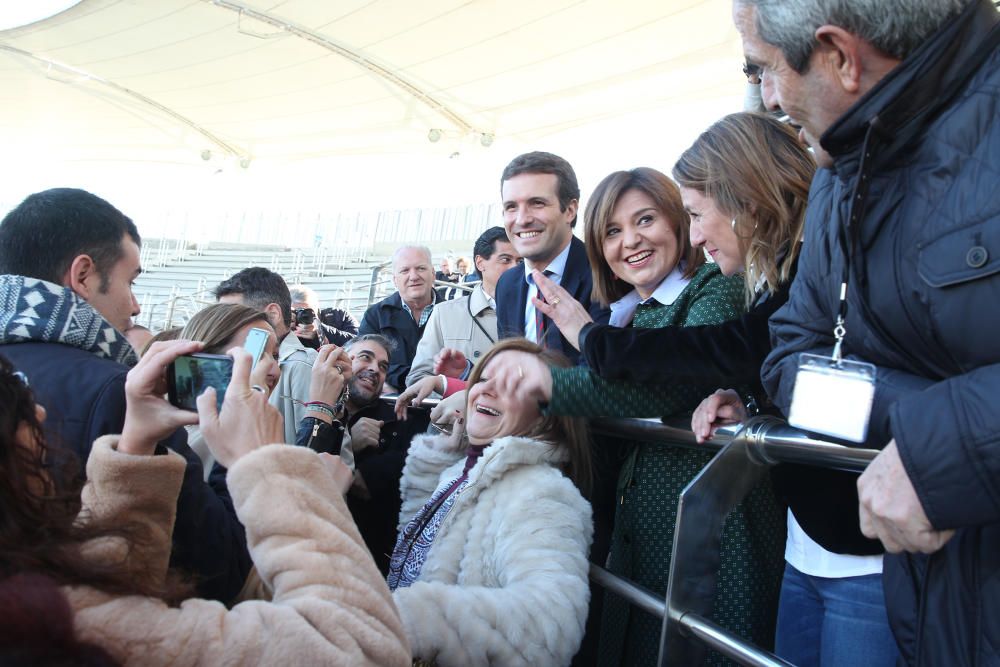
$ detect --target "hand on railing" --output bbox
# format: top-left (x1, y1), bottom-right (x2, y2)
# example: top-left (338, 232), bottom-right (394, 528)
top-left (691, 389), bottom-right (747, 443)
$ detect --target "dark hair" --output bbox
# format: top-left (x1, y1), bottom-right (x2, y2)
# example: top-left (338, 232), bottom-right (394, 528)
top-left (0, 188), bottom-right (141, 292)
top-left (473, 226), bottom-right (511, 261)
top-left (214, 267), bottom-right (292, 328)
top-left (181, 303), bottom-right (271, 353)
top-left (467, 338), bottom-right (592, 495)
top-left (0, 355), bottom-right (189, 604)
top-left (0, 572), bottom-right (119, 666)
top-left (344, 332), bottom-right (396, 355)
top-left (584, 168), bottom-right (705, 307)
top-left (500, 152), bottom-right (580, 226)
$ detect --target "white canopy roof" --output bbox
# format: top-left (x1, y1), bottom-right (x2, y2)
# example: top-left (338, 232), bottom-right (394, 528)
top-left (0, 0), bottom-right (749, 235)
top-left (1, 0), bottom-right (745, 164)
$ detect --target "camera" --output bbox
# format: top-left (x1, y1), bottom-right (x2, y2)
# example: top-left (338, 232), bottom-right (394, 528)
top-left (293, 307), bottom-right (316, 326)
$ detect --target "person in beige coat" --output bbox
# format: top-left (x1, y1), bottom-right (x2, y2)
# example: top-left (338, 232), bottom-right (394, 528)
top-left (0, 339), bottom-right (410, 666)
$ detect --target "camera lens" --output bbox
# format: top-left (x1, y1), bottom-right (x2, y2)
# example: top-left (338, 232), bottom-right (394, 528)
top-left (294, 308), bottom-right (316, 325)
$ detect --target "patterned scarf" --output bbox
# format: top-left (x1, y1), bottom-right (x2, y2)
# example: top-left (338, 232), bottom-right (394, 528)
top-left (0, 274), bottom-right (138, 367)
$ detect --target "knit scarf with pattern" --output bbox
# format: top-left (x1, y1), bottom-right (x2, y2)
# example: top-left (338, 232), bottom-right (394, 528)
top-left (0, 274), bottom-right (138, 367)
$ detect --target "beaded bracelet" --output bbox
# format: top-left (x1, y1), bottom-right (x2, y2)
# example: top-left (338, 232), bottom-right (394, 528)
top-left (305, 403), bottom-right (336, 419)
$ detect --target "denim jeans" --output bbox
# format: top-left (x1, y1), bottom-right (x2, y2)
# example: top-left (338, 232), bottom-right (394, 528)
top-left (774, 562), bottom-right (899, 667)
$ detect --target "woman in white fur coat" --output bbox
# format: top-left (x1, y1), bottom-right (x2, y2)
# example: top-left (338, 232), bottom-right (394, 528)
top-left (388, 338), bottom-right (594, 666)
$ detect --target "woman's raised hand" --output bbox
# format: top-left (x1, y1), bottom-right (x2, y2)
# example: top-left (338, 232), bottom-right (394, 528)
top-left (691, 388), bottom-right (747, 443)
top-left (531, 270), bottom-right (593, 351)
top-left (308, 344), bottom-right (353, 406)
top-left (119, 339), bottom-right (204, 456)
top-left (198, 347), bottom-right (285, 468)
top-left (433, 348), bottom-right (468, 378)
top-left (479, 349), bottom-right (552, 405)
top-left (394, 375), bottom-right (442, 420)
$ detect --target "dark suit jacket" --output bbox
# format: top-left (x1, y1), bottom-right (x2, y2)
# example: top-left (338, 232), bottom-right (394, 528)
top-left (495, 236), bottom-right (610, 365)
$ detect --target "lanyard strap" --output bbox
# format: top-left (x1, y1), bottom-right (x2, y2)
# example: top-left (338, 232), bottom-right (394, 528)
top-left (833, 117), bottom-right (881, 363)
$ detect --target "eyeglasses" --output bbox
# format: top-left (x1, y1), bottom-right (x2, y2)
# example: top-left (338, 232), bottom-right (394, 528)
top-left (743, 61), bottom-right (761, 83)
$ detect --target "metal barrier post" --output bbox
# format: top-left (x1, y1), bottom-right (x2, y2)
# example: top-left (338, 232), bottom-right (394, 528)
top-left (660, 428), bottom-right (779, 666)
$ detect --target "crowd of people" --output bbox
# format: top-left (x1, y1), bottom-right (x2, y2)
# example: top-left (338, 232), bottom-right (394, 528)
top-left (0, 0), bottom-right (996, 665)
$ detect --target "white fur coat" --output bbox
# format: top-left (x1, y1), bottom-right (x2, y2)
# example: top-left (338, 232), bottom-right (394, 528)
top-left (393, 433), bottom-right (593, 666)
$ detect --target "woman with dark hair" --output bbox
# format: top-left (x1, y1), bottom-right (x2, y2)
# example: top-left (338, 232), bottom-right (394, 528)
top-left (0, 345), bottom-right (411, 665)
top-left (389, 338), bottom-right (593, 667)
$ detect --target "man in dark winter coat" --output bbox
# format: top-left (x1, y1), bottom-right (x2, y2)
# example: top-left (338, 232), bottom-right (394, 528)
top-left (0, 188), bottom-right (250, 603)
top-left (359, 245), bottom-right (436, 392)
top-left (740, 0), bottom-right (1000, 663)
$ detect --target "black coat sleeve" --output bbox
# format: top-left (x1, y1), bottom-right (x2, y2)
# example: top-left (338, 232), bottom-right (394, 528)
top-left (580, 283), bottom-right (788, 387)
top-left (165, 429), bottom-right (252, 604)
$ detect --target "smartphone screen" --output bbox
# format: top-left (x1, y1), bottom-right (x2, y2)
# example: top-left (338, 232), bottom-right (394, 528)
top-left (243, 327), bottom-right (271, 370)
top-left (168, 353), bottom-right (233, 411)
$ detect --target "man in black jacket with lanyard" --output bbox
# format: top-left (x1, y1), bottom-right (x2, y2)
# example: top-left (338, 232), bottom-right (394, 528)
top-left (736, 0), bottom-right (1000, 663)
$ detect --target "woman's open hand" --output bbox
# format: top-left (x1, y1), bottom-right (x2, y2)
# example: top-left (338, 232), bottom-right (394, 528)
top-left (394, 375), bottom-right (441, 420)
top-left (531, 270), bottom-right (593, 351)
top-left (433, 348), bottom-right (468, 378)
top-left (198, 347), bottom-right (284, 468)
top-left (119, 339), bottom-right (204, 456)
top-left (477, 349), bottom-right (552, 404)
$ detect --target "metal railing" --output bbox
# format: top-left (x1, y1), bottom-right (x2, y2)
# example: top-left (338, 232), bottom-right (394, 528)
top-left (588, 416), bottom-right (877, 666)
top-left (375, 402), bottom-right (874, 664)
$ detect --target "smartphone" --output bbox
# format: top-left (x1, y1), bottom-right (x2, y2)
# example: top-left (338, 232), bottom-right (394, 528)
top-left (243, 327), bottom-right (271, 370)
top-left (167, 353), bottom-right (233, 411)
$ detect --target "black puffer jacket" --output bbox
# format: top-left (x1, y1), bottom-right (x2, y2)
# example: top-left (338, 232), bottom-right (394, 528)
top-left (761, 2), bottom-right (1000, 664)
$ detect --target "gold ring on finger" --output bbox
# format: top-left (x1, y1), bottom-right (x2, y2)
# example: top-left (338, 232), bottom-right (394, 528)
top-left (551, 297), bottom-right (561, 306)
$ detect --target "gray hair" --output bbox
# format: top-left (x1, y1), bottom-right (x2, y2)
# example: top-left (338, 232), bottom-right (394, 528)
top-left (288, 284), bottom-right (318, 307)
top-left (740, 0), bottom-right (967, 72)
top-left (391, 245), bottom-right (432, 272)
top-left (344, 332), bottom-right (397, 354)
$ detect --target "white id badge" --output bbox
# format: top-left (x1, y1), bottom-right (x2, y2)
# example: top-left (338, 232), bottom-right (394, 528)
top-left (787, 353), bottom-right (876, 443)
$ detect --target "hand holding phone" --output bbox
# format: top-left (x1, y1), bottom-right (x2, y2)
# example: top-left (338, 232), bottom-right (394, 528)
top-left (197, 346), bottom-right (285, 468)
top-left (167, 353), bottom-right (234, 411)
top-left (119, 339), bottom-right (205, 456)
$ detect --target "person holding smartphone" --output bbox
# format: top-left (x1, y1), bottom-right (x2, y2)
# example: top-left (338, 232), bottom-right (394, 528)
top-left (176, 304), bottom-right (282, 478)
top-left (0, 342), bottom-right (410, 665)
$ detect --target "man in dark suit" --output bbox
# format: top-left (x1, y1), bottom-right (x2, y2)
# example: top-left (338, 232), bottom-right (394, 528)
top-left (495, 151), bottom-right (609, 364)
